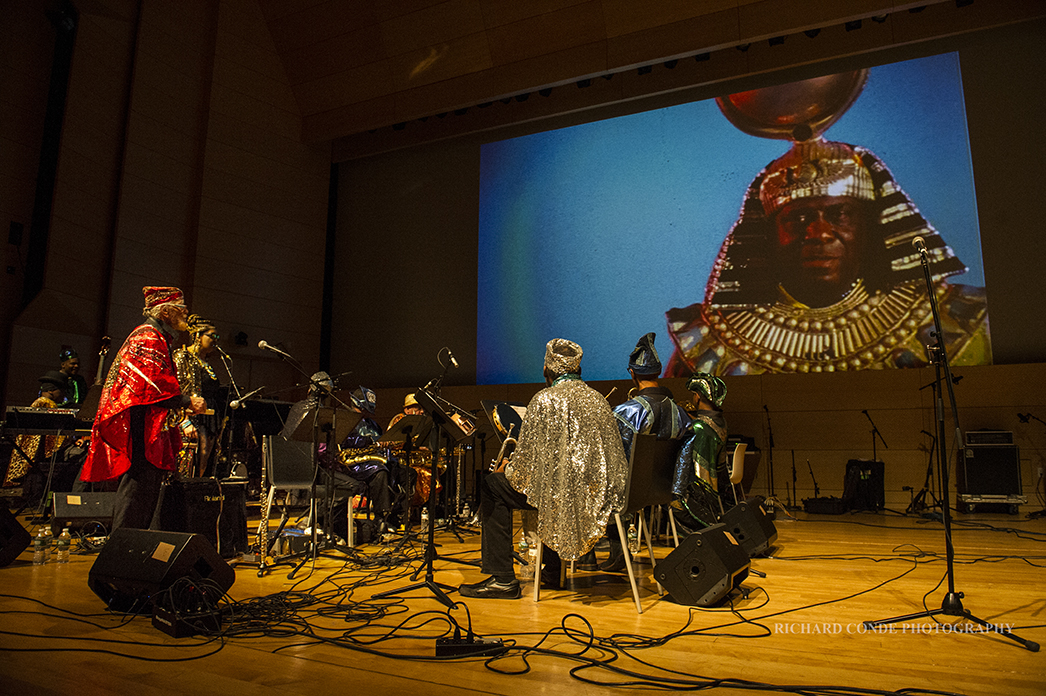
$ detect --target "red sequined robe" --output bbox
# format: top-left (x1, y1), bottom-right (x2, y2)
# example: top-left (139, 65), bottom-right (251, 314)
top-left (81, 322), bottom-right (183, 481)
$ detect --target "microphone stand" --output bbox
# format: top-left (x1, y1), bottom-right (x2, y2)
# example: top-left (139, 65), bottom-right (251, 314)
top-left (763, 405), bottom-right (783, 514)
top-left (862, 409), bottom-right (888, 464)
top-left (907, 430), bottom-right (942, 516)
top-left (1018, 412), bottom-right (1046, 519)
top-left (257, 350), bottom-right (356, 578)
top-left (862, 244), bottom-right (1038, 652)
top-left (214, 347), bottom-right (243, 479)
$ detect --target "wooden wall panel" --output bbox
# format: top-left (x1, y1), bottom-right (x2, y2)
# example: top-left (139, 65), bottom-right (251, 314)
top-left (379, 0), bottom-right (487, 58)
top-left (602, 0), bottom-right (741, 38)
top-left (479, 0), bottom-right (591, 30)
top-left (388, 32), bottom-right (493, 91)
top-left (486, 1), bottom-right (606, 66)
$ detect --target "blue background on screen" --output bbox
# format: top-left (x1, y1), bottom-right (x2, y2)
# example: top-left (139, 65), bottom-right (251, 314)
top-left (477, 52), bottom-right (983, 384)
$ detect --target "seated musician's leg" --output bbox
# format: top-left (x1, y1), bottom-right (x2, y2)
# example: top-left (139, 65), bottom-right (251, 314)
top-left (459, 471), bottom-right (532, 599)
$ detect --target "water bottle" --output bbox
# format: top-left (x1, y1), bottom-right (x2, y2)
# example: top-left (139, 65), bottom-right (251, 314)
top-left (627, 521), bottom-right (640, 555)
top-left (420, 506), bottom-right (429, 532)
top-left (461, 502), bottom-right (471, 521)
top-left (32, 528), bottom-right (49, 565)
top-left (518, 536), bottom-right (532, 579)
top-left (56, 528), bottom-right (72, 564)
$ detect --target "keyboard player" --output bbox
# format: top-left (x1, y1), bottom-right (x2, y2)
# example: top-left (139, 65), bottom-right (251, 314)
top-left (2, 371), bottom-right (72, 488)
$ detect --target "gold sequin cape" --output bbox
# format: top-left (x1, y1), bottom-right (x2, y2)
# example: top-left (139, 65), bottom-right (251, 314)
top-left (665, 145), bottom-right (991, 376)
top-left (507, 376), bottom-right (628, 560)
top-left (81, 321), bottom-right (183, 481)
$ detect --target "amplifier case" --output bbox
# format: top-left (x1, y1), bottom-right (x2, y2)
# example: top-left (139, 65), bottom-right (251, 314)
top-left (959, 444), bottom-right (1024, 502)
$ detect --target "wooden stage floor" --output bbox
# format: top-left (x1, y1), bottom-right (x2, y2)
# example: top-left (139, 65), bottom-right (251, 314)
top-left (1, 506), bottom-right (1044, 695)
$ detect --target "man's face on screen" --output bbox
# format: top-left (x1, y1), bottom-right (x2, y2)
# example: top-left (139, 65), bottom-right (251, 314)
top-left (773, 195), bottom-right (870, 306)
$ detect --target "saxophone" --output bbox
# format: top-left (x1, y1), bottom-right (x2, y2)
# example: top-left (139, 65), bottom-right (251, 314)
top-left (337, 444), bottom-right (388, 470)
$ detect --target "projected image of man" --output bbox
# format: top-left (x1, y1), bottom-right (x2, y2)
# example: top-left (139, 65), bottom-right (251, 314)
top-left (665, 77), bottom-right (991, 377)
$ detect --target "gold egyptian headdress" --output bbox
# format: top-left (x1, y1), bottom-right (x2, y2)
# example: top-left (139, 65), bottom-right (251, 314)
top-left (705, 69), bottom-right (967, 308)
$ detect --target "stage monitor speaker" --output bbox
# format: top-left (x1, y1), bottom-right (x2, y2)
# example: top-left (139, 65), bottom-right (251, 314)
top-left (842, 459), bottom-right (885, 511)
top-left (88, 528), bottom-right (235, 613)
top-left (654, 523), bottom-right (750, 607)
top-left (52, 492), bottom-right (115, 535)
top-left (0, 506), bottom-right (32, 567)
top-left (960, 444), bottom-right (1022, 497)
top-left (154, 478), bottom-right (248, 558)
top-left (719, 497), bottom-right (778, 557)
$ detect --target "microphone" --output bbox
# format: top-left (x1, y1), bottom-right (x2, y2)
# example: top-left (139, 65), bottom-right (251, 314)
top-left (229, 386), bottom-right (265, 409)
top-left (862, 409), bottom-right (869, 415)
top-left (912, 236), bottom-right (927, 254)
top-left (258, 340), bottom-right (293, 360)
top-left (1018, 413), bottom-right (1030, 423)
top-left (216, 345), bottom-right (231, 360)
top-left (447, 349), bottom-right (459, 369)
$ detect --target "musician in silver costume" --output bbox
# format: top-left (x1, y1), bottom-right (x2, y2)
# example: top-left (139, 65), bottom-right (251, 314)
top-left (459, 338), bottom-right (628, 599)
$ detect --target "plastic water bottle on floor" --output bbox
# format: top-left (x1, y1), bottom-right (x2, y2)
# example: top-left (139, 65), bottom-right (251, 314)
top-left (32, 528), bottom-right (49, 565)
top-left (518, 536), bottom-right (532, 580)
top-left (420, 506), bottom-right (429, 532)
top-left (56, 528), bottom-right (72, 564)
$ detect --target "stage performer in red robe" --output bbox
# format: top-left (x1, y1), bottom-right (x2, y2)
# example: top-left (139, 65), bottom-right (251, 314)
top-left (81, 286), bottom-right (206, 530)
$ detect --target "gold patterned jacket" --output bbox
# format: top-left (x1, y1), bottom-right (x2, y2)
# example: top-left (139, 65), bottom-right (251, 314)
top-left (665, 279), bottom-right (991, 376)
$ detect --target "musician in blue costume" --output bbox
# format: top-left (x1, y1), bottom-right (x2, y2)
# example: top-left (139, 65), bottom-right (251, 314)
top-left (336, 386), bottom-right (397, 530)
top-left (600, 332), bottom-right (690, 571)
top-left (673, 372), bottom-right (730, 532)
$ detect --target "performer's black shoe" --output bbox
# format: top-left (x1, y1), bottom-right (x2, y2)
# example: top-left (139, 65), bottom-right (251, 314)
top-left (575, 549), bottom-right (598, 571)
top-left (540, 566), bottom-right (563, 590)
top-left (598, 551), bottom-right (626, 573)
top-left (459, 576), bottom-right (522, 599)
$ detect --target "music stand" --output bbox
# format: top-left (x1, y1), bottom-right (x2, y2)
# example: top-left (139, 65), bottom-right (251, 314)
top-left (286, 406), bottom-right (360, 579)
top-left (377, 414), bottom-right (430, 544)
top-left (372, 388), bottom-right (475, 608)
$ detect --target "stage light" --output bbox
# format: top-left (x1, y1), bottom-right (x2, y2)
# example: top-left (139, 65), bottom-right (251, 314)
top-left (663, 59), bottom-right (678, 69)
top-left (845, 20), bottom-right (862, 31)
top-left (694, 53), bottom-right (710, 62)
top-left (539, 87), bottom-right (553, 97)
top-left (392, 122), bottom-right (406, 130)
top-left (637, 65), bottom-right (652, 75)
top-left (871, 15), bottom-right (888, 23)
top-left (736, 43), bottom-right (750, 52)
top-left (768, 36), bottom-right (785, 47)
top-left (955, 0), bottom-right (973, 7)
top-left (576, 78), bottom-right (592, 88)
top-left (514, 93), bottom-right (530, 102)
top-left (804, 28), bottom-right (821, 38)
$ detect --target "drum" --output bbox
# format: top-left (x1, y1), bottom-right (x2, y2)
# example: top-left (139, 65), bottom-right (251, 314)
top-left (411, 465), bottom-right (443, 506)
top-left (492, 403), bottom-right (525, 440)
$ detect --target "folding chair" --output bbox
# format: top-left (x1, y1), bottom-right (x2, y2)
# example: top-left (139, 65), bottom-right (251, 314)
top-left (258, 435), bottom-right (357, 570)
top-left (533, 433), bottom-right (682, 613)
top-left (728, 441), bottom-right (748, 508)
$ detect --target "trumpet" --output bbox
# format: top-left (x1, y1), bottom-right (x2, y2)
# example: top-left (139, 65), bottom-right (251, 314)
top-left (490, 428), bottom-right (517, 472)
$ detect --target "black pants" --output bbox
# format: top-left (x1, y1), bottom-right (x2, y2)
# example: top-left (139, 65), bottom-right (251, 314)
top-left (112, 407), bottom-right (165, 531)
top-left (479, 471), bottom-right (559, 579)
